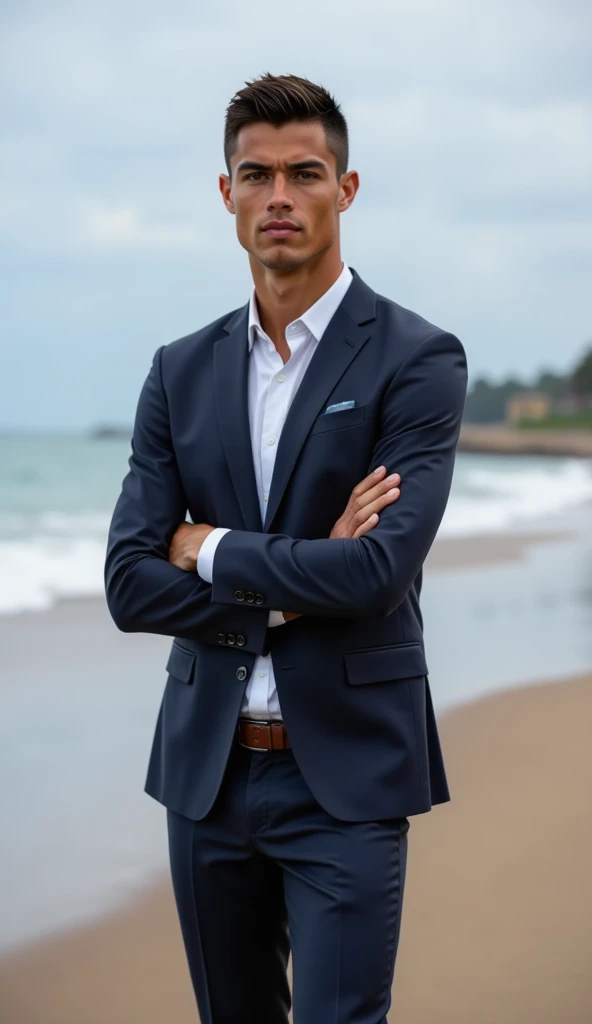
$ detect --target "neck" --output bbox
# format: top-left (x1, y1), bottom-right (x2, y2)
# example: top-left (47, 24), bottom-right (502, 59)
top-left (249, 246), bottom-right (344, 348)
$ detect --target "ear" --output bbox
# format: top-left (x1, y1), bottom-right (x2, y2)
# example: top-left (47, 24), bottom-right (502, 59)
top-left (219, 173), bottom-right (235, 214)
top-left (338, 170), bottom-right (359, 212)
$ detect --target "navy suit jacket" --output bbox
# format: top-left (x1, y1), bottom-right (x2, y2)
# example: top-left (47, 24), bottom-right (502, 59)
top-left (105, 267), bottom-right (468, 822)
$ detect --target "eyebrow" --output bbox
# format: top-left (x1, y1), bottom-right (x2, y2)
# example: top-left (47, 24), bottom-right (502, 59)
top-left (235, 159), bottom-right (328, 174)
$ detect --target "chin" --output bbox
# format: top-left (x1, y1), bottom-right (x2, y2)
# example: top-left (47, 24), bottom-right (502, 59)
top-left (256, 248), bottom-right (310, 272)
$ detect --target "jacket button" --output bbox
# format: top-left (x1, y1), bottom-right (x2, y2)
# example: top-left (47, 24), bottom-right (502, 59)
top-left (236, 666), bottom-right (248, 682)
top-left (217, 633), bottom-right (226, 644)
top-left (236, 635), bottom-right (245, 646)
top-left (234, 589), bottom-right (245, 602)
top-left (245, 591), bottom-right (255, 603)
top-left (255, 593), bottom-right (264, 604)
top-left (227, 633), bottom-right (236, 645)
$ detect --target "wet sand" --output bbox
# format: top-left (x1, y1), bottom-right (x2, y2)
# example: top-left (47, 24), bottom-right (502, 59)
top-left (425, 528), bottom-right (568, 570)
top-left (1, 672), bottom-right (590, 1023)
top-left (458, 423), bottom-right (592, 457)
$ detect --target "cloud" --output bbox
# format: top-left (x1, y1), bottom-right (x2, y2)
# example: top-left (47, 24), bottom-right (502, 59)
top-left (82, 206), bottom-right (206, 250)
top-left (0, 0), bottom-right (591, 427)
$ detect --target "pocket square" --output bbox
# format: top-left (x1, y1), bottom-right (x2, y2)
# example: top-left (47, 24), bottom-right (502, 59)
top-left (324, 400), bottom-right (357, 415)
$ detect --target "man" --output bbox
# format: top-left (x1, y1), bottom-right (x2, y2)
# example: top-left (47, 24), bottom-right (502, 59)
top-left (105, 72), bottom-right (468, 1024)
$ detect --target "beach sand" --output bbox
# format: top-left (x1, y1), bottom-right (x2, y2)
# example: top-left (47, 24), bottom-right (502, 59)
top-left (1, 531), bottom-right (591, 1023)
top-left (458, 423), bottom-right (592, 458)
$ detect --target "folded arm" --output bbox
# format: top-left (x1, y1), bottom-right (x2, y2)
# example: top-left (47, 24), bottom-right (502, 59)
top-left (104, 346), bottom-right (271, 654)
top-left (210, 330), bottom-right (468, 618)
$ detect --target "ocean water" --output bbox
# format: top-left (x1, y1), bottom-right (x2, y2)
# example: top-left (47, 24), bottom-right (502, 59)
top-left (2, 433), bottom-right (592, 616)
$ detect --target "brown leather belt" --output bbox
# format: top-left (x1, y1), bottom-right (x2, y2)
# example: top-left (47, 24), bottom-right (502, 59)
top-left (237, 718), bottom-right (291, 751)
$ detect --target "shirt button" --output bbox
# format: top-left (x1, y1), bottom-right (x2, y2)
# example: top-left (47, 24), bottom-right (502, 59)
top-left (267, 437), bottom-right (276, 446)
top-left (263, 494), bottom-right (268, 502)
top-left (277, 374), bottom-right (285, 382)
top-left (258, 671), bottom-right (265, 677)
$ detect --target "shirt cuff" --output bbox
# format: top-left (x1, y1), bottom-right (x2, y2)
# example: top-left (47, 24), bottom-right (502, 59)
top-left (197, 527), bottom-right (231, 583)
top-left (268, 610), bottom-right (286, 627)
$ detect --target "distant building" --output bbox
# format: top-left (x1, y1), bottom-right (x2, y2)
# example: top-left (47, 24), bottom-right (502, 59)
top-left (505, 392), bottom-right (552, 425)
top-left (554, 393), bottom-right (592, 415)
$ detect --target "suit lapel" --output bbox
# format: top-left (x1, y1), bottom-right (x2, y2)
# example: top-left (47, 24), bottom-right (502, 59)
top-left (214, 306), bottom-right (263, 532)
top-left (213, 268), bottom-right (377, 536)
top-left (264, 269), bottom-right (376, 533)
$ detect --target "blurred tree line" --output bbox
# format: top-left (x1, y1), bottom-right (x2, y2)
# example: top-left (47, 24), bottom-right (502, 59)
top-left (463, 343), bottom-right (592, 424)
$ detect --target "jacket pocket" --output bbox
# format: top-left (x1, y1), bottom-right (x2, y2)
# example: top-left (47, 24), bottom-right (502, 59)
top-left (166, 642), bottom-right (196, 684)
top-left (309, 404), bottom-right (366, 435)
top-left (343, 641), bottom-right (428, 686)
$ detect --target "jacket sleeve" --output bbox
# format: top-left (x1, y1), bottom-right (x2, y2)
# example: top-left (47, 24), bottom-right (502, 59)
top-left (210, 330), bottom-right (468, 618)
top-left (104, 346), bottom-right (270, 654)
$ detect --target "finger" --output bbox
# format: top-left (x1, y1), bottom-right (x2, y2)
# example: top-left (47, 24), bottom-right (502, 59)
top-left (357, 487), bottom-right (400, 522)
top-left (371, 473), bottom-right (402, 500)
top-left (351, 465), bottom-right (387, 500)
top-left (353, 513), bottom-right (380, 539)
top-left (352, 485), bottom-right (401, 537)
top-left (346, 486), bottom-right (400, 536)
top-left (351, 473), bottom-right (401, 511)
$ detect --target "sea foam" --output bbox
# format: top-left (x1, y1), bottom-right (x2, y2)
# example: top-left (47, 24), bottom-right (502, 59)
top-left (1, 456), bottom-right (591, 615)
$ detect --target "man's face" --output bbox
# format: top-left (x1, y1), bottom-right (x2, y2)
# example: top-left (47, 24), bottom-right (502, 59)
top-left (220, 120), bottom-right (357, 272)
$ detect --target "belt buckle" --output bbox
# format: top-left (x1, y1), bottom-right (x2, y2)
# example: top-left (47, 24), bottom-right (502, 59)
top-left (238, 718), bottom-right (274, 752)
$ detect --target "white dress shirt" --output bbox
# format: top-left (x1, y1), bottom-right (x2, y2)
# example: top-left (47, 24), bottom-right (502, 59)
top-left (197, 262), bottom-right (354, 720)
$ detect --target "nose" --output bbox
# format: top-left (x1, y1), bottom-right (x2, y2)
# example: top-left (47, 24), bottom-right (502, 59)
top-left (266, 172), bottom-right (294, 212)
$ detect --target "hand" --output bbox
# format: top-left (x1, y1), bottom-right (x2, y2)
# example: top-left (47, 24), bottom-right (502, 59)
top-left (281, 466), bottom-right (401, 621)
top-left (168, 522), bottom-right (215, 572)
top-left (329, 465), bottom-right (401, 539)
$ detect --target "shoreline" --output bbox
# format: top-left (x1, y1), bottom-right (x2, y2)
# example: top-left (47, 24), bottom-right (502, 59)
top-left (425, 526), bottom-right (568, 570)
top-left (458, 423), bottom-right (592, 457)
top-left (0, 525), bottom-right (572, 624)
top-left (1, 671), bottom-right (590, 1022)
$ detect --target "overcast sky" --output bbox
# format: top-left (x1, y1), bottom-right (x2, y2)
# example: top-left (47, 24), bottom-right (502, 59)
top-left (1, 0), bottom-right (591, 430)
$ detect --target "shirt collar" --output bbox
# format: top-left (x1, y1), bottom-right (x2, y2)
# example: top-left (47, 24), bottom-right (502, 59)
top-left (247, 263), bottom-right (353, 351)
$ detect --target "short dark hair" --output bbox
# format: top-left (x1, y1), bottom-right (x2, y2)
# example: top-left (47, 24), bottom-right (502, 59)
top-left (224, 73), bottom-right (349, 180)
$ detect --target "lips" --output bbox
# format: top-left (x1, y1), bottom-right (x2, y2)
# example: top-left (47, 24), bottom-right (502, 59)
top-left (262, 221), bottom-right (301, 238)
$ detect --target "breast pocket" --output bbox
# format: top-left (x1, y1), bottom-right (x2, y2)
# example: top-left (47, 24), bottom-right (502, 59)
top-left (309, 404), bottom-right (367, 435)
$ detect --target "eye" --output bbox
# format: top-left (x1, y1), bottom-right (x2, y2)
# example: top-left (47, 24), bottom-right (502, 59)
top-left (243, 170), bottom-right (320, 182)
